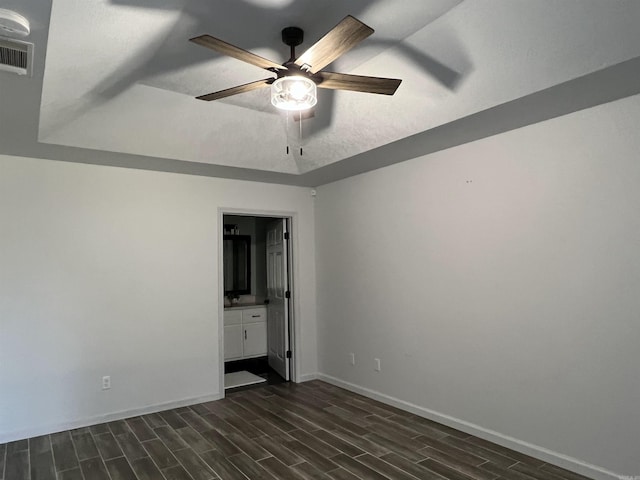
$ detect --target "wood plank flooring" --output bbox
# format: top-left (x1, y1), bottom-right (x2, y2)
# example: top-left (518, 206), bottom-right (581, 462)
top-left (0, 380), bottom-right (593, 480)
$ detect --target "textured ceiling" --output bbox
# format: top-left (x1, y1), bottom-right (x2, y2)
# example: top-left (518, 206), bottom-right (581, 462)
top-left (2, 1), bottom-right (640, 184)
top-left (38, 0), bottom-right (464, 174)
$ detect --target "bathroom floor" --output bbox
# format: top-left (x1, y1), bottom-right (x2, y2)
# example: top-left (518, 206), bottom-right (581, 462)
top-left (224, 356), bottom-right (287, 393)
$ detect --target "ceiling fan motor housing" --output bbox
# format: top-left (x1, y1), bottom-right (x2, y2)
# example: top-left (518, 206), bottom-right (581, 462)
top-left (282, 27), bottom-right (304, 47)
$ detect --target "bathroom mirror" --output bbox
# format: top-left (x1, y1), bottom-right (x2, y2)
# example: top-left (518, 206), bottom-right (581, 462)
top-left (223, 235), bottom-right (251, 295)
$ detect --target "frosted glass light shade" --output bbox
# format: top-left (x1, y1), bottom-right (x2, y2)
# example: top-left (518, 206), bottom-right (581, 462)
top-left (271, 76), bottom-right (317, 111)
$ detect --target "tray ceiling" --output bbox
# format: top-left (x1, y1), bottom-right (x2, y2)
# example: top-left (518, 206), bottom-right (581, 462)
top-left (1, 1), bottom-right (640, 185)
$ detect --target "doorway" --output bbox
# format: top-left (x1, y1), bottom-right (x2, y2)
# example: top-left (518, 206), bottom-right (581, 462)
top-left (220, 212), bottom-right (294, 393)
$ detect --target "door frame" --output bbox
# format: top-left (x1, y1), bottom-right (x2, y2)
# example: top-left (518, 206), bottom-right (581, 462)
top-left (217, 208), bottom-right (299, 398)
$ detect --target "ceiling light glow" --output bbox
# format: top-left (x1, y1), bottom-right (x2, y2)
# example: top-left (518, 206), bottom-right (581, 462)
top-left (271, 76), bottom-right (317, 111)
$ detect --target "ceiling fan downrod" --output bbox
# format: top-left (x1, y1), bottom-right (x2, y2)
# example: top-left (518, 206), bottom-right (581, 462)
top-left (281, 26), bottom-right (304, 63)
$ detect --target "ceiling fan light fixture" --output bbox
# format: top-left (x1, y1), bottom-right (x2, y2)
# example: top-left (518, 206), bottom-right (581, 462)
top-left (271, 76), bottom-right (317, 111)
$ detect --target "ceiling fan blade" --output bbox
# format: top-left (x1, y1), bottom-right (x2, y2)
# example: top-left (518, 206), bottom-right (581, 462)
top-left (196, 78), bottom-right (273, 101)
top-left (190, 35), bottom-right (286, 72)
top-left (316, 72), bottom-right (402, 95)
top-left (294, 15), bottom-right (373, 74)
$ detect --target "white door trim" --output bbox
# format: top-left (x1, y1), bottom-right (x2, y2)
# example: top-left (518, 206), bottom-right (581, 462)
top-left (217, 208), bottom-right (300, 399)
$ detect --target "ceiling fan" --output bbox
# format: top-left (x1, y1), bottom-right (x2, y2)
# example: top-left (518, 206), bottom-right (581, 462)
top-left (189, 15), bottom-right (402, 112)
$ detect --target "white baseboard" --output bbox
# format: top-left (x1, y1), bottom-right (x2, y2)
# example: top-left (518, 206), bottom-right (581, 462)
top-left (298, 373), bottom-right (318, 382)
top-left (0, 391), bottom-right (223, 444)
top-left (317, 374), bottom-right (622, 480)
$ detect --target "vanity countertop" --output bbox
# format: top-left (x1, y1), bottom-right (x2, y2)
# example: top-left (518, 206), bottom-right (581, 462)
top-left (224, 303), bottom-right (266, 310)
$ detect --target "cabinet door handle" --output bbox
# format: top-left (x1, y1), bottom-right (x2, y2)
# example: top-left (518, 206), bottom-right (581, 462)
top-left (251, 315), bottom-right (260, 318)
top-left (244, 330), bottom-right (247, 340)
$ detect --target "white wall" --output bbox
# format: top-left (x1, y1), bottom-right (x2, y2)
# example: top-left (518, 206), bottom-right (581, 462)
top-left (0, 155), bottom-right (317, 441)
top-left (315, 95), bottom-right (640, 478)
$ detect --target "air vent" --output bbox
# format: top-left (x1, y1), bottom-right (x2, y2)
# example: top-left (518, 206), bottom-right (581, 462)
top-left (0, 36), bottom-right (33, 76)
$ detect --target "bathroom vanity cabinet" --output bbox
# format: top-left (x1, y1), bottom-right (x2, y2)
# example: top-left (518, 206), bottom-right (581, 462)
top-left (223, 306), bottom-right (267, 361)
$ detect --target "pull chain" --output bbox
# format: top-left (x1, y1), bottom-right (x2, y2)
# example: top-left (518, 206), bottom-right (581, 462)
top-left (299, 112), bottom-right (303, 156)
top-left (285, 110), bottom-right (290, 155)
top-left (284, 110), bottom-right (304, 156)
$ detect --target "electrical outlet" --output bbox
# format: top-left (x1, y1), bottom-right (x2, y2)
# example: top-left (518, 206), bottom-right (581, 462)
top-left (102, 376), bottom-right (111, 390)
top-left (349, 353), bottom-right (355, 366)
top-left (374, 358), bottom-right (381, 372)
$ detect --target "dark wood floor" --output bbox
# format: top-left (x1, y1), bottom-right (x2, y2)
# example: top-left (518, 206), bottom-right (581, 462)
top-left (0, 380), bottom-right (592, 480)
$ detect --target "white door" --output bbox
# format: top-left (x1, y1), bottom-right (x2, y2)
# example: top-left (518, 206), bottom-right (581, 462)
top-left (266, 219), bottom-right (290, 380)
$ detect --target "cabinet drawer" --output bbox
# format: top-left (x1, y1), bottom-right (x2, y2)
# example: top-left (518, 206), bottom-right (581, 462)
top-left (224, 310), bottom-right (242, 326)
top-left (242, 307), bottom-right (266, 323)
